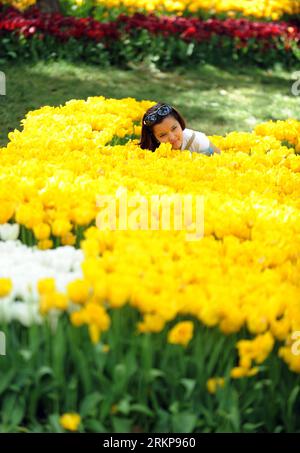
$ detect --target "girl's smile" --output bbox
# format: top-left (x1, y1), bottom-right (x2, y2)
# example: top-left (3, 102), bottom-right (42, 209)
top-left (153, 116), bottom-right (183, 150)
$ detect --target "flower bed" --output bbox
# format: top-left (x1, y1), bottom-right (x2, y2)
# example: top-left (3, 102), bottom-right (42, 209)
top-left (1, 4), bottom-right (299, 67)
top-left (0, 96), bottom-right (300, 432)
top-left (4, 0), bottom-right (300, 22)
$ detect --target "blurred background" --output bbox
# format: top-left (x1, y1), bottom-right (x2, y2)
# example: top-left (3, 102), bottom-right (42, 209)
top-left (1, 0), bottom-right (300, 145)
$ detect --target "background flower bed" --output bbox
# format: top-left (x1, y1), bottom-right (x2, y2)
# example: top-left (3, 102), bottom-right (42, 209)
top-left (1, 4), bottom-right (299, 67)
top-left (4, 0), bottom-right (300, 22)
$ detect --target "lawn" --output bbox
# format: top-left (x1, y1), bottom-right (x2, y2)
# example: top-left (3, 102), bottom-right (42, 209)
top-left (0, 60), bottom-right (299, 147)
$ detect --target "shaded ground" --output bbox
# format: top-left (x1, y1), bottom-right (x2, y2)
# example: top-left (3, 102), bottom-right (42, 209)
top-left (0, 60), bottom-right (299, 146)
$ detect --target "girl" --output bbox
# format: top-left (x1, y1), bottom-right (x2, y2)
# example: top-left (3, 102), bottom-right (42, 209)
top-left (140, 102), bottom-right (221, 155)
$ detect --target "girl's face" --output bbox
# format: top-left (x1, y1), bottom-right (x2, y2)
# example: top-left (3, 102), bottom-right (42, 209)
top-left (152, 115), bottom-right (183, 150)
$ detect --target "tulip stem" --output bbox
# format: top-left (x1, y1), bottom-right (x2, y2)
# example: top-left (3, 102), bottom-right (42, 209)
top-left (20, 225), bottom-right (26, 244)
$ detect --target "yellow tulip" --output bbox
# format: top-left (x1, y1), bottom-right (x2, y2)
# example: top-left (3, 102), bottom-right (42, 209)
top-left (0, 278), bottom-right (12, 297)
top-left (59, 413), bottom-right (81, 432)
top-left (67, 279), bottom-right (91, 305)
top-left (167, 321), bottom-right (194, 347)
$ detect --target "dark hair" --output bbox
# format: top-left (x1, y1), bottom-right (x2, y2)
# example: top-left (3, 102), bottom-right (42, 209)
top-left (139, 103), bottom-right (186, 152)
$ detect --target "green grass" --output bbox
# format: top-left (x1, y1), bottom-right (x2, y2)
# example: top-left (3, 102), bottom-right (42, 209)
top-left (1, 60), bottom-right (300, 147)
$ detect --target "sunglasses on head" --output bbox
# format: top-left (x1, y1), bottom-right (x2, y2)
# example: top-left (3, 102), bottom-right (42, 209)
top-left (143, 104), bottom-right (173, 127)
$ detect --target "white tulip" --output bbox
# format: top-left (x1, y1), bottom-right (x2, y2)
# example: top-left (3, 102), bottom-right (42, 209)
top-left (10, 303), bottom-right (43, 327)
top-left (0, 223), bottom-right (20, 241)
top-left (0, 240), bottom-right (84, 326)
top-left (0, 298), bottom-right (13, 323)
